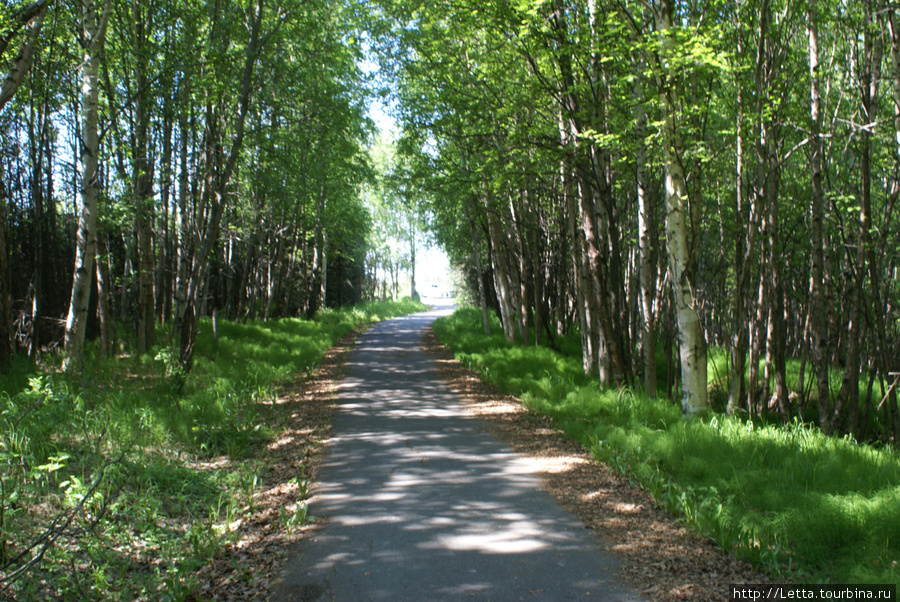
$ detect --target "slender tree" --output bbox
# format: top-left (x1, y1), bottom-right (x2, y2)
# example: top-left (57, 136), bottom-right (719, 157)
top-left (63, 0), bottom-right (111, 372)
top-left (652, 0), bottom-right (708, 414)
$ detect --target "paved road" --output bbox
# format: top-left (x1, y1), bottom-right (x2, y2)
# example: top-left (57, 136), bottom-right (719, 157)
top-left (271, 304), bottom-right (643, 601)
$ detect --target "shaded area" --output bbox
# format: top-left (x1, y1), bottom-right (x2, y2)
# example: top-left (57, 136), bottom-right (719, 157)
top-left (271, 308), bottom-right (641, 600)
top-left (423, 327), bottom-right (773, 601)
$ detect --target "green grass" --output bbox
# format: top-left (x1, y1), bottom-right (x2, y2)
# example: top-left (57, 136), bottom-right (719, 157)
top-left (434, 307), bottom-right (900, 585)
top-left (0, 297), bottom-right (426, 599)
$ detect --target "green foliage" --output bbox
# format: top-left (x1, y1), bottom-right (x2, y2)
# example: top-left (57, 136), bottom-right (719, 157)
top-left (434, 307), bottom-right (900, 586)
top-left (0, 299), bottom-right (425, 598)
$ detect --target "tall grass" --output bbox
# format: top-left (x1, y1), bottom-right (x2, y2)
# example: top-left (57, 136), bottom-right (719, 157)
top-left (434, 307), bottom-right (900, 585)
top-left (0, 297), bottom-right (426, 599)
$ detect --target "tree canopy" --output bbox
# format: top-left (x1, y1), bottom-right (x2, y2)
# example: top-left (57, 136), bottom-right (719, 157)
top-left (368, 0), bottom-right (900, 437)
top-left (1, 0), bottom-right (899, 439)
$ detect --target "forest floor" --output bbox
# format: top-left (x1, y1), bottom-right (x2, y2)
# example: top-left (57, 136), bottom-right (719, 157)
top-left (196, 324), bottom-right (770, 601)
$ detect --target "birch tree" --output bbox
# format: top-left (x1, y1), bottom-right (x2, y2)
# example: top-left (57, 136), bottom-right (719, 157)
top-left (807, 0), bottom-right (831, 427)
top-left (652, 0), bottom-right (708, 414)
top-left (63, 0), bottom-right (111, 372)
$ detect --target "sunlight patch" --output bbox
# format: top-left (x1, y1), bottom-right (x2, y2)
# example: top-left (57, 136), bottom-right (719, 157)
top-left (432, 531), bottom-right (548, 554)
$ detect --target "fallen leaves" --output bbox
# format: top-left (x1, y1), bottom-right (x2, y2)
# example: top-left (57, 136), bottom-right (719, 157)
top-left (193, 330), bottom-right (358, 600)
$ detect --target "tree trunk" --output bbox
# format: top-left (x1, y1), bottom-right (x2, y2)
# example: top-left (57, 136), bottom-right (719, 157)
top-left (807, 0), bottom-right (832, 427)
top-left (547, 2), bottom-right (624, 384)
top-left (96, 234), bottom-right (112, 357)
top-left (886, 11), bottom-right (900, 441)
top-left (834, 11), bottom-right (881, 435)
top-left (307, 181), bottom-right (327, 318)
top-left (635, 71), bottom-right (658, 396)
top-left (132, 0), bottom-right (156, 353)
top-left (765, 140), bottom-right (790, 420)
top-left (485, 196), bottom-right (517, 341)
top-left (578, 168), bottom-right (622, 385)
top-left (560, 117), bottom-right (595, 375)
top-left (856, 11), bottom-right (898, 440)
top-left (173, 82), bottom-right (192, 343)
top-left (727, 30), bottom-right (749, 414)
top-left (528, 191), bottom-right (544, 347)
top-left (409, 212), bottom-right (417, 299)
top-left (158, 92), bottom-right (175, 323)
top-left (63, 0), bottom-right (111, 372)
top-left (510, 193), bottom-right (531, 346)
top-left (467, 198), bottom-right (491, 334)
top-left (748, 263), bottom-right (768, 415)
top-left (0, 169), bottom-right (10, 372)
top-left (28, 98), bottom-right (46, 357)
top-left (654, 0), bottom-right (708, 415)
top-left (0, 0), bottom-right (49, 108)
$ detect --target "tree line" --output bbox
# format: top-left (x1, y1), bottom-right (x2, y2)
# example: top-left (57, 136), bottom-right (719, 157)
top-left (371, 0), bottom-right (900, 441)
top-left (0, 0), bottom-right (398, 375)
top-left (3, 0), bottom-right (898, 443)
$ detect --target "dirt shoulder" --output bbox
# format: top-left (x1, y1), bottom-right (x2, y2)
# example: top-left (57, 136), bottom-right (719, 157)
top-left (193, 330), bottom-right (356, 600)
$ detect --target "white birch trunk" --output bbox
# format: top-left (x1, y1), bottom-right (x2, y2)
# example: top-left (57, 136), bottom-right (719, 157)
top-left (63, 0), bottom-right (111, 371)
top-left (892, 15), bottom-right (900, 154)
top-left (808, 0), bottom-right (832, 424)
top-left (654, 0), bottom-right (708, 415)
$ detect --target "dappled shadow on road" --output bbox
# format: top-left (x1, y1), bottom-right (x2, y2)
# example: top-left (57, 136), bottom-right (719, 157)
top-left (271, 309), bottom-right (634, 601)
top-left (420, 328), bottom-right (773, 601)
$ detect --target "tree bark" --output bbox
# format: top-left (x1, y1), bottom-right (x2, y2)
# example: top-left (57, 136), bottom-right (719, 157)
top-left (467, 197), bottom-right (491, 334)
top-left (834, 8), bottom-right (881, 436)
top-left (0, 169), bottom-right (10, 372)
top-left (307, 181), bottom-right (327, 318)
top-left (635, 70), bottom-right (658, 397)
top-left (173, 81), bottom-right (192, 342)
top-left (560, 115), bottom-right (595, 375)
top-left (96, 234), bottom-right (112, 357)
top-left (131, 0), bottom-right (157, 353)
top-left (727, 24), bottom-right (749, 414)
top-left (855, 11), bottom-right (898, 440)
top-left (485, 195), bottom-right (517, 342)
top-left (653, 0), bottom-right (708, 415)
top-left (409, 211), bottom-right (417, 299)
top-left (765, 135), bottom-right (790, 420)
top-left (28, 98), bottom-right (48, 357)
top-left (63, 0), bottom-right (111, 372)
top-left (807, 0), bottom-right (832, 427)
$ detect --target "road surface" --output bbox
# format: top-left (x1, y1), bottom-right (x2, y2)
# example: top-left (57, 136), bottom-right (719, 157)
top-left (271, 303), bottom-right (643, 601)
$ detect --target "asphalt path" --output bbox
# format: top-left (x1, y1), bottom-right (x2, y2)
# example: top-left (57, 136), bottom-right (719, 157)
top-left (271, 301), bottom-right (643, 601)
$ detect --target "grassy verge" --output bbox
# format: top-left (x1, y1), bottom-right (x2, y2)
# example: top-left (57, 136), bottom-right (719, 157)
top-left (433, 307), bottom-right (900, 586)
top-left (0, 297), bottom-right (426, 600)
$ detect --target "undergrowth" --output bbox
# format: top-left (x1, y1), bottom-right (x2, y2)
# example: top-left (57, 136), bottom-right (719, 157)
top-left (433, 307), bottom-right (900, 586)
top-left (0, 297), bottom-right (426, 599)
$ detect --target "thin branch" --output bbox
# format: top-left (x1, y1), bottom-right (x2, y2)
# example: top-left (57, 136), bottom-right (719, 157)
top-left (0, 452), bottom-right (124, 590)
